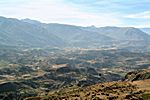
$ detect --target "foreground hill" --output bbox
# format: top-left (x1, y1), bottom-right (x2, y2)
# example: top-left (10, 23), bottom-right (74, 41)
top-left (125, 68), bottom-right (150, 81)
top-left (24, 68), bottom-right (150, 100)
top-left (24, 80), bottom-right (150, 100)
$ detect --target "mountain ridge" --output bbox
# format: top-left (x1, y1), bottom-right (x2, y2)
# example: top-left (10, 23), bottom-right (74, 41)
top-left (0, 16), bottom-right (66, 47)
top-left (0, 16), bottom-right (150, 48)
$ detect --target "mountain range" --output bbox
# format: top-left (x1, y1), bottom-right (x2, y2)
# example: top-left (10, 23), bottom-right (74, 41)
top-left (0, 16), bottom-right (150, 48)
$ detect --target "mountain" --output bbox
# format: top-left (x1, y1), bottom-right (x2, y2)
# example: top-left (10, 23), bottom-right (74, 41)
top-left (72, 31), bottom-right (113, 47)
top-left (21, 18), bottom-right (42, 26)
top-left (1, 16), bottom-right (150, 48)
top-left (23, 19), bottom-right (150, 48)
top-left (22, 20), bottom-right (114, 47)
top-left (141, 28), bottom-right (150, 35)
top-left (0, 16), bottom-right (65, 47)
top-left (44, 24), bottom-right (113, 47)
top-left (82, 26), bottom-right (150, 41)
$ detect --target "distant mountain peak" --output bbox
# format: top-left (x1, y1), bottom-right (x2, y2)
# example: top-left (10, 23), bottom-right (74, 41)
top-left (21, 18), bottom-right (42, 25)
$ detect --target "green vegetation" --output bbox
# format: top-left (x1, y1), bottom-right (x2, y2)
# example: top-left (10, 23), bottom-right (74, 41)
top-left (142, 93), bottom-right (150, 100)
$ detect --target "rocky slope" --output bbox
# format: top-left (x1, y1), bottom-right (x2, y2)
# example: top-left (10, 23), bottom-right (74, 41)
top-left (125, 68), bottom-right (150, 81)
top-left (24, 68), bottom-right (150, 100)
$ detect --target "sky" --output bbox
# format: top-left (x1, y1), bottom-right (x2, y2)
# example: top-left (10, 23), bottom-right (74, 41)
top-left (0, 0), bottom-right (150, 27)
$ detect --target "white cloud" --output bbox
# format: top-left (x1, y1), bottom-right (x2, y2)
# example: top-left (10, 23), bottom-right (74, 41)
top-left (0, 0), bottom-right (122, 26)
top-left (125, 11), bottom-right (150, 19)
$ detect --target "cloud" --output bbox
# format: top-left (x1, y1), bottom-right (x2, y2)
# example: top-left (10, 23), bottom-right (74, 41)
top-left (125, 11), bottom-right (150, 19)
top-left (0, 0), bottom-right (150, 27)
top-left (0, 0), bottom-right (122, 26)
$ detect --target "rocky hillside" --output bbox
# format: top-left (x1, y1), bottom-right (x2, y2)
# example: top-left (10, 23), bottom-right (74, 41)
top-left (125, 68), bottom-right (150, 81)
top-left (24, 68), bottom-right (150, 100)
top-left (25, 80), bottom-right (149, 100)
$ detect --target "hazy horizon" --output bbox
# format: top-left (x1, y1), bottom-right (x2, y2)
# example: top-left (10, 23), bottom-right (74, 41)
top-left (0, 0), bottom-right (150, 28)
top-left (1, 16), bottom-right (150, 29)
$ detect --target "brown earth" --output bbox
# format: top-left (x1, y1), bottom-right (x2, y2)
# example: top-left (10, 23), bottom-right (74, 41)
top-left (24, 80), bottom-right (150, 100)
